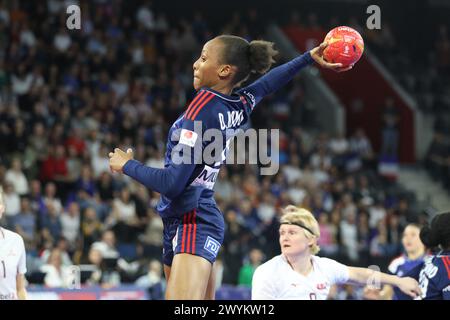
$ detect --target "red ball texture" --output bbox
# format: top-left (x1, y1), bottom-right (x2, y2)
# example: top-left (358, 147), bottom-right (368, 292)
top-left (323, 26), bottom-right (364, 67)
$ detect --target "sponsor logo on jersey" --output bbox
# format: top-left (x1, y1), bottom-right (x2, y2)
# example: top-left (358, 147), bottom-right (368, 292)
top-left (316, 283), bottom-right (328, 290)
top-left (204, 236), bottom-right (220, 257)
top-left (179, 129), bottom-right (198, 147)
top-left (191, 165), bottom-right (219, 190)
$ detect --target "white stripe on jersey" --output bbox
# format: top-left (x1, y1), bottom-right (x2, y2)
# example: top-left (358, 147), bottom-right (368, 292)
top-left (388, 255), bottom-right (406, 275)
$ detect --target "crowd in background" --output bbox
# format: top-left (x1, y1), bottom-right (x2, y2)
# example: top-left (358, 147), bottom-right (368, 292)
top-left (0, 0), bottom-right (446, 298)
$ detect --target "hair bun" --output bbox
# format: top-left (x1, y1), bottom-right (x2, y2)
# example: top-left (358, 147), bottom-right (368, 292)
top-left (248, 40), bottom-right (278, 75)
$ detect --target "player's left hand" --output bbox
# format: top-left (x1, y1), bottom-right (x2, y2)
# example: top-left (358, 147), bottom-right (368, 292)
top-left (310, 42), bottom-right (353, 72)
top-left (397, 277), bottom-right (421, 298)
top-left (109, 148), bottom-right (134, 173)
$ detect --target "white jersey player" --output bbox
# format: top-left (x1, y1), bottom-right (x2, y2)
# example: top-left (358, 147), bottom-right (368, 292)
top-left (0, 187), bottom-right (27, 300)
top-left (252, 206), bottom-right (421, 300)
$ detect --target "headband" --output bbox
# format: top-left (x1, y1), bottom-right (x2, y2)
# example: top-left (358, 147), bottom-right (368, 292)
top-left (280, 222), bottom-right (316, 236)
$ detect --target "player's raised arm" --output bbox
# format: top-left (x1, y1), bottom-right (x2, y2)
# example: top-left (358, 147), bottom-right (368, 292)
top-left (238, 41), bottom-right (349, 109)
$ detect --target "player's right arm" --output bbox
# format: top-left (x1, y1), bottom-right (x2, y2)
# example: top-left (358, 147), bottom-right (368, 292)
top-left (347, 267), bottom-right (421, 298)
top-left (109, 143), bottom-right (197, 199)
top-left (110, 92), bottom-right (218, 199)
top-left (363, 257), bottom-right (400, 300)
top-left (16, 235), bottom-right (27, 300)
top-left (16, 274), bottom-right (27, 300)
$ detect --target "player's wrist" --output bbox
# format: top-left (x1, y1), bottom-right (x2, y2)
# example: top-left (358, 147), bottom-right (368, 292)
top-left (122, 158), bottom-right (138, 175)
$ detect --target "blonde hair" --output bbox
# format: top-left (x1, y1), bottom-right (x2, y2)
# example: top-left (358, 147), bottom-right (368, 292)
top-left (0, 185), bottom-right (4, 219)
top-left (280, 205), bottom-right (321, 255)
top-left (0, 185), bottom-right (4, 205)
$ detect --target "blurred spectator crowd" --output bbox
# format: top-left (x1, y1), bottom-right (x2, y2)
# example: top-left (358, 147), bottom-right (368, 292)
top-left (0, 0), bottom-right (442, 298)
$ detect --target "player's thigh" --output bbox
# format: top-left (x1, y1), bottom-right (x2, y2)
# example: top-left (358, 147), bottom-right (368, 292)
top-left (204, 263), bottom-right (216, 300)
top-left (164, 264), bottom-right (171, 282)
top-left (165, 253), bottom-right (212, 300)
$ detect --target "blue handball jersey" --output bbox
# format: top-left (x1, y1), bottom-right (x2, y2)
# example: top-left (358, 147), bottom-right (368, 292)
top-left (414, 252), bottom-right (450, 300)
top-left (388, 254), bottom-right (426, 300)
top-left (123, 52), bottom-right (314, 218)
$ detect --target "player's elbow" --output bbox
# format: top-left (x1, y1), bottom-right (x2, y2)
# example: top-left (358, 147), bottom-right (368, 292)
top-left (164, 186), bottom-right (184, 199)
top-left (159, 166), bottom-right (188, 199)
top-left (161, 176), bottom-right (185, 199)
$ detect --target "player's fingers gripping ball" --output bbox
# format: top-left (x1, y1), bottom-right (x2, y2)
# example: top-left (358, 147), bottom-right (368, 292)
top-left (323, 26), bottom-right (364, 68)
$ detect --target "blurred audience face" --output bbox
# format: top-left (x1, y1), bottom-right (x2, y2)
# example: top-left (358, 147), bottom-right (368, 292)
top-left (84, 207), bottom-right (97, 221)
top-left (45, 182), bottom-right (56, 197)
top-left (249, 248), bottom-right (263, 266)
top-left (68, 202), bottom-right (80, 216)
top-left (31, 180), bottom-right (41, 195)
top-left (103, 230), bottom-right (116, 247)
top-left (48, 248), bottom-right (62, 268)
top-left (149, 260), bottom-right (162, 276)
top-left (89, 248), bottom-right (103, 266)
top-left (402, 225), bottom-right (425, 256)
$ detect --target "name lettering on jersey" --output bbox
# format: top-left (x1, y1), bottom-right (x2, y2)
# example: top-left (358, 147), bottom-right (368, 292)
top-left (219, 110), bottom-right (244, 130)
top-left (191, 165), bottom-right (219, 190)
top-left (417, 257), bottom-right (438, 299)
top-left (171, 120), bottom-right (280, 175)
top-left (204, 236), bottom-right (220, 257)
top-left (422, 258), bottom-right (439, 279)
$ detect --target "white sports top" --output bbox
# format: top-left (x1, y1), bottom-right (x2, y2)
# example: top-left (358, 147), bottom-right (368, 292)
top-left (252, 254), bottom-right (349, 300)
top-left (0, 227), bottom-right (27, 300)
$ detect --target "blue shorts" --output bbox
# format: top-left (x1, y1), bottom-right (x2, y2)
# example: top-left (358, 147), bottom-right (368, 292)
top-left (162, 205), bottom-right (224, 266)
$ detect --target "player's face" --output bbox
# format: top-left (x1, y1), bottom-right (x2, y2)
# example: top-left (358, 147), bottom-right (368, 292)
top-left (192, 39), bottom-right (222, 90)
top-left (402, 225), bottom-right (424, 255)
top-left (279, 224), bottom-right (313, 256)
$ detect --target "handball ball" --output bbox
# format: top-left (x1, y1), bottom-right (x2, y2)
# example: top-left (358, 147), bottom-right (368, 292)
top-left (323, 26), bottom-right (364, 68)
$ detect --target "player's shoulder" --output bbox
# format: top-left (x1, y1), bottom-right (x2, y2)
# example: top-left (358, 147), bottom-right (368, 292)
top-left (1, 227), bottom-right (24, 243)
top-left (184, 89), bottom-right (230, 122)
top-left (312, 255), bottom-right (342, 268)
top-left (388, 254), bottom-right (406, 273)
top-left (434, 254), bottom-right (450, 280)
top-left (236, 88), bottom-right (257, 108)
top-left (255, 255), bottom-right (285, 275)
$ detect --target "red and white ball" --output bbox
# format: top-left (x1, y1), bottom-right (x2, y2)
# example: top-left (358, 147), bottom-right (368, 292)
top-left (323, 26), bottom-right (364, 68)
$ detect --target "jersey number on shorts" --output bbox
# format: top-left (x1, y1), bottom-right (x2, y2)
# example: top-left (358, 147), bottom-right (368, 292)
top-left (309, 293), bottom-right (317, 300)
top-left (1, 260), bottom-right (5, 278)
